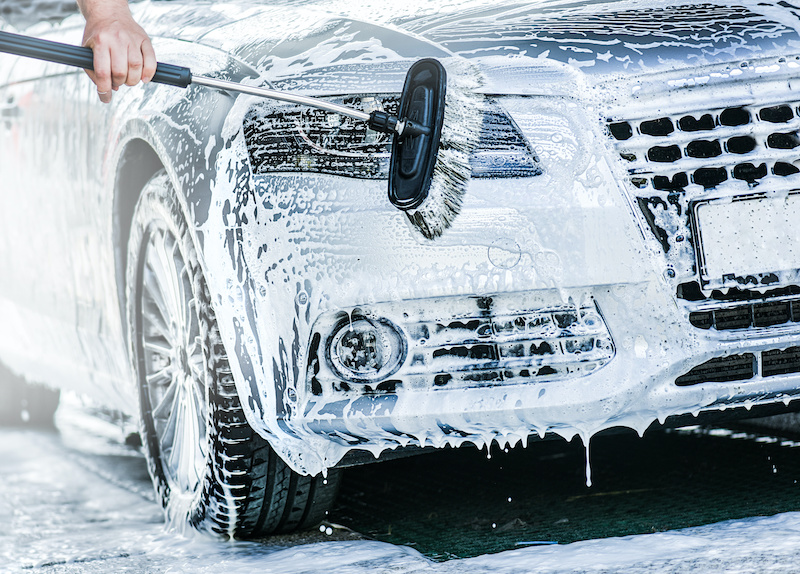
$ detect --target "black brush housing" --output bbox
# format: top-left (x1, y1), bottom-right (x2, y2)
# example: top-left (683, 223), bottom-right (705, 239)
top-left (388, 59), bottom-right (447, 211)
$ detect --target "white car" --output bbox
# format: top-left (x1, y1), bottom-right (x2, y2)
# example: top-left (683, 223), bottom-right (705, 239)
top-left (1, 0), bottom-right (799, 536)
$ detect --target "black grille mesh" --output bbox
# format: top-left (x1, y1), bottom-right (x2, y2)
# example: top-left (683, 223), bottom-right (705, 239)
top-left (676, 354), bottom-right (756, 386)
top-left (608, 103), bottom-right (800, 191)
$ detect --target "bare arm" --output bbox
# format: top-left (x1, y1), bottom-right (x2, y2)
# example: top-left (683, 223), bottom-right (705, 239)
top-left (76, 0), bottom-right (157, 103)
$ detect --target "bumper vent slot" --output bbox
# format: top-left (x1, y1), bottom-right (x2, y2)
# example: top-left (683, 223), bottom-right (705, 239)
top-left (688, 299), bottom-right (800, 331)
top-left (676, 354), bottom-right (756, 386)
top-left (762, 347), bottom-right (800, 377)
top-left (676, 347), bottom-right (800, 386)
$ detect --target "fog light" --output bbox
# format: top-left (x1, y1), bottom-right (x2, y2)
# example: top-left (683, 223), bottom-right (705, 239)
top-left (328, 316), bottom-right (406, 383)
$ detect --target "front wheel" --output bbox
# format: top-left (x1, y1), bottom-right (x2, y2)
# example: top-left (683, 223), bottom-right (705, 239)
top-left (127, 171), bottom-right (339, 537)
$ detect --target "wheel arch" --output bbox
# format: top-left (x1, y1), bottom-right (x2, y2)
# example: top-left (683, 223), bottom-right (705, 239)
top-left (113, 137), bottom-right (165, 342)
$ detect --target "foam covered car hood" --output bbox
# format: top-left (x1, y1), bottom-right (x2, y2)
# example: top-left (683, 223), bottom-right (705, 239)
top-left (180, 0), bottom-right (800, 92)
top-left (405, 1), bottom-right (800, 75)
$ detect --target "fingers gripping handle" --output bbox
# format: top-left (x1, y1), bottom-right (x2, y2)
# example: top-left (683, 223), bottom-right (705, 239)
top-left (0, 30), bottom-right (192, 88)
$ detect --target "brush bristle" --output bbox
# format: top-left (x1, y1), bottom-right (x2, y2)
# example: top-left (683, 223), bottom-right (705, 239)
top-left (406, 59), bottom-right (484, 240)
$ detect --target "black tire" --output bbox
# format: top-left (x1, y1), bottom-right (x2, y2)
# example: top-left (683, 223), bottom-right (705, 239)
top-left (127, 171), bottom-right (339, 537)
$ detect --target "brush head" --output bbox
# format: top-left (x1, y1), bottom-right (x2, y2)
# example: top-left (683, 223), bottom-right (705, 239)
top-left (389, 59), bottom-right (447, 214)
top-left (389, 58), bottom-right (483, 240)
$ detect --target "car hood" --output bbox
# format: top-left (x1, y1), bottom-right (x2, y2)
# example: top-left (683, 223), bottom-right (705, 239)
top-left (401, 1), bottom-right (800, 76)
top-left (139, 0), bottom-right (800, 95)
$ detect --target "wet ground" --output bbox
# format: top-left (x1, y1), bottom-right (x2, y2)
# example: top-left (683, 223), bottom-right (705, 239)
top-left (4, 401), bottom-right (800, 573)
top-left (337, 424), bottom-right (800, 560)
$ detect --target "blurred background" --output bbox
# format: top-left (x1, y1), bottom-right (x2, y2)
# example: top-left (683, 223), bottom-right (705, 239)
top-left (0, 0), bottom-right (76, 427)
top-left (0, 0), bottom-right (78, 29)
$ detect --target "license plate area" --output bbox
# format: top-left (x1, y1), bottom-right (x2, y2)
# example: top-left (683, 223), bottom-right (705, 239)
top-left (692, 192), bottom-right (800, 291)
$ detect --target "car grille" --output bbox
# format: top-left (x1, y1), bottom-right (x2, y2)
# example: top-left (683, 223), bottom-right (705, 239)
top-left (307, 294), bottom-right (615, 395)
top-left (607, 102), bottom-right (800, 194)
top-left (676, 346), bottom-right (800, 386)
top-left (605, 70), bottom-right (800, 258)
top-left (606, 66), bottom-right (800, 334)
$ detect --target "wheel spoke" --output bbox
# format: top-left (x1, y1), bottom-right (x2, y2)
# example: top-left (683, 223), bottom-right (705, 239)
top-left (185, 381), bottom-right (205, 486)
top-left (174, 247), bottom-right (191, 342)
top-left (146, 366), bottom-right (172, 390)
top-left (188, 360), bottom-right (204, 382)
top-left (188, 337), bottom-right (204, 378)
top-left (184, 298), bottom-right (200, 353)
top-left (165, 384), bottom-right (188, 485)
top-left (185, 337), bottom-right (200, 360)
top-left (156, 372), bottom-right (183, 448)
top-left (152, 371), bottom-right (180, 423)
top-left (168, 377), bottom-right (202, 491)
top-left (142, 279), bottom-right (174, 345)
top-left (147, 233), bottom-right (182, 334)
top-left (140, 223), bottom-right (208, 496)
top-left (189, 373), bottom-right (207, 426)
top-left (144, 338), bottom-right (172, 358)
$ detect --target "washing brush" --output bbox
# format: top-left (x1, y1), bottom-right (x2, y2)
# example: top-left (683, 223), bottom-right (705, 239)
top-left (0, 29), bottom-right (483, 238)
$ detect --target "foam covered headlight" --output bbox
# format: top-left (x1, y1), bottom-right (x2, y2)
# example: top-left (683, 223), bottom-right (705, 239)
top-left (328, 316), bottom-right (406, 383)
top-left (243, 96), bottom-right (540, 179)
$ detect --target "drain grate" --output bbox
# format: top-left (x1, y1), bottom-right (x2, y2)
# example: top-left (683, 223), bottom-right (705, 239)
top-left (332, 426), bottom-right (800, 560)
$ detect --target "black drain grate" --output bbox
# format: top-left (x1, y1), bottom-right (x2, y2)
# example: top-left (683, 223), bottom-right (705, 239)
top-left (332, 426), bottom-right (800, 560)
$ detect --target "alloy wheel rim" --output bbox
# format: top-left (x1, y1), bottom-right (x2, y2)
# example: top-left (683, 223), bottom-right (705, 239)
top-left (140, 225), bottom-right (208, 495)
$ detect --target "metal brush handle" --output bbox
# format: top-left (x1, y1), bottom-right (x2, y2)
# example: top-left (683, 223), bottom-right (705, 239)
top-left (190, 75), bottom-right (371, 121)
top-left (0, 30), bottom-right (191, 87)
top-left (0, 30), bottom-right (427, 134)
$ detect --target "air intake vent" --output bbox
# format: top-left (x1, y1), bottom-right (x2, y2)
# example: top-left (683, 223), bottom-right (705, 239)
top-left (676, 354), bottom-right (756, 386)
top-left (676, 347), bottom-right (800, 386)
top-left (689, 299), bottom-right (800, 331)
top-left (608, 101), bottom-right (800, 192)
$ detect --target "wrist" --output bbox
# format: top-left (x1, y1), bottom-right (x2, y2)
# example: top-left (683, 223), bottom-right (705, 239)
top-left (78, 0), bottom-right (133, 23)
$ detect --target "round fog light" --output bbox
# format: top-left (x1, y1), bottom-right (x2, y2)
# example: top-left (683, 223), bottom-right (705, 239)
top-left (328, 316), bottom-right (406, 383)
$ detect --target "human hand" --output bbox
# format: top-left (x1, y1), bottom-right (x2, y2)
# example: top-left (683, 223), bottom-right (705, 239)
top-left (78, 0), bottom-right (156, 103)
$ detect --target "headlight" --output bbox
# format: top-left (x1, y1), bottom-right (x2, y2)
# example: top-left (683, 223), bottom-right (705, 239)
top-left (243, 95), bottom-right (541, 179)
